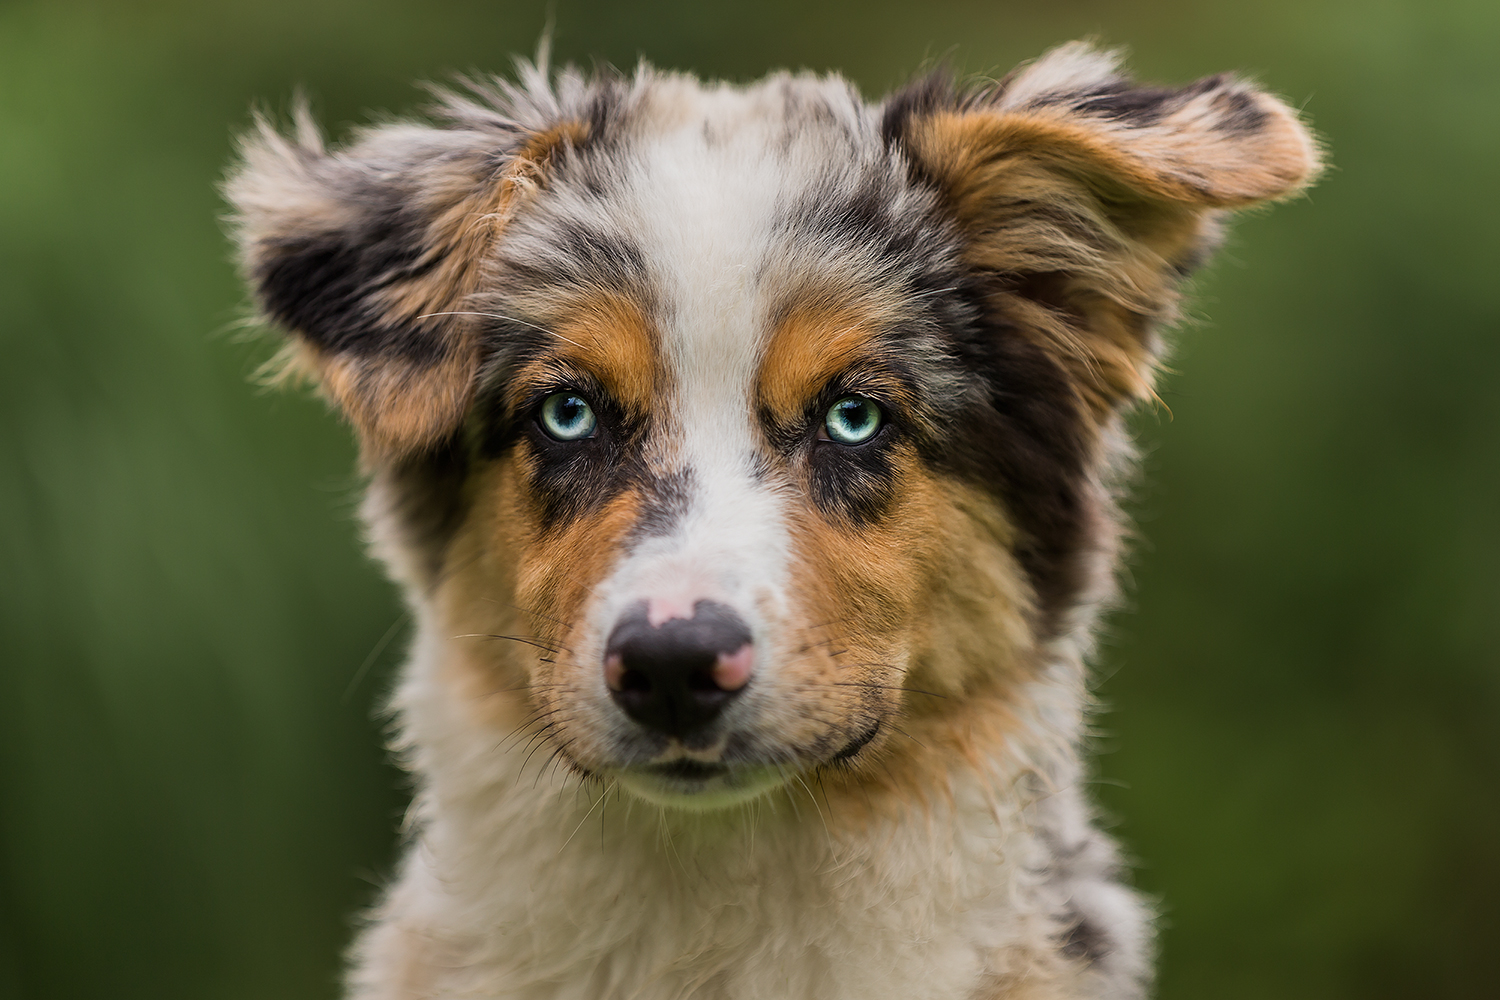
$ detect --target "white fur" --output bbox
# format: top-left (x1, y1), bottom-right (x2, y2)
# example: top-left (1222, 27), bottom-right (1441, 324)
top-left (348, 621), bottom-right (1139, 1000)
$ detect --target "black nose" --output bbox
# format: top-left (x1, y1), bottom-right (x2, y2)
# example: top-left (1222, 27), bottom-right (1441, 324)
top-left (605, 600), bottom-right (754, 738)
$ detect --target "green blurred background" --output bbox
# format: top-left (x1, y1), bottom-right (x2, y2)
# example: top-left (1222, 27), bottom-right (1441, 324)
top-left (2, 0), bottom-right (1496, 996)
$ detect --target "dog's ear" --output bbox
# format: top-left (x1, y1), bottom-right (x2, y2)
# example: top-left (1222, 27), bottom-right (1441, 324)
top-left (885, 43), bottom-right (1322, 412)
top-left (225, 99), bottom-right (586, 458)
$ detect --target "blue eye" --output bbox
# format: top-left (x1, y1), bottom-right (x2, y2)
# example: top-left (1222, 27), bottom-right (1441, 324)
top-left (824, 396), bottom-right (882, 445)
top-left (539, 393), bottom-right (597, 441)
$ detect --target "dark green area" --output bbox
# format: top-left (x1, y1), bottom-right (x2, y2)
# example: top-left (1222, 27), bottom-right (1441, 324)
top-left (1, 1), bottom-right (1495, 996)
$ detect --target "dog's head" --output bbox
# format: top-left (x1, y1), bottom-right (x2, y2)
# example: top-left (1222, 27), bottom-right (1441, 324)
top-left (228, 45), bottom-right (1318, 808)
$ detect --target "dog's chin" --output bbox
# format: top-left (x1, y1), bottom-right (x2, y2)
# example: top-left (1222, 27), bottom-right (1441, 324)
top-left (614, 760), bottom-right (789, 811)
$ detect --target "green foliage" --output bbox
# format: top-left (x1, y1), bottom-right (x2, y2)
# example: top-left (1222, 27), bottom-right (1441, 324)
top-left (1, 1), bottom-right (1495, 996)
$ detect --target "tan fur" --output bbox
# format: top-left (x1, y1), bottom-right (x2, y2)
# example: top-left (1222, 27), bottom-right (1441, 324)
top-left (757, 303), bottom-right (890, 424)
top-left (787, 475), bottom-right (1042, 817)
top-left (511, 291), bottom-right (662, 419)
top-left (427, 458), bottom-right (531, 729)
top-left (436, 454), bottom-right (656, 752)
top-left (323, 348), bottom-right (483, 459)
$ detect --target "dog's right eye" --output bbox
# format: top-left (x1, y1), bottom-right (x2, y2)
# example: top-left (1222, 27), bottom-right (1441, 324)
top-left (538, 392), bottom-right (598, 441)
top-left (822, 396), bottom-right (883, 445)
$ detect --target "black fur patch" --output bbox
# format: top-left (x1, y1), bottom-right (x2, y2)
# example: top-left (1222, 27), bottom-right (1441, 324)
top-left (807, 431), bottom-right (902, 526)
top-left (253, 201), bottom-right (446, 362)
top-left (1075, 84), bottom-right (1180, 127)
top-left (925, 289), bottom-right (1093, 631)
top-left (1058, 905), bottom-right (1111, 964)
top-left (516, 376), bottom-right (645, 533)
top-left (1209, 87), bottom-right (1269, 134)
top-left (784, 174), bottom-right (930, 268)
top-left (494, 216), bottom-right (649, 299)
top-left (759, 372), bottom-right (914, 529)
top-left (371, 438), bottom-right (472, 584)
top-left (879, 70), bottom-right (956, 149)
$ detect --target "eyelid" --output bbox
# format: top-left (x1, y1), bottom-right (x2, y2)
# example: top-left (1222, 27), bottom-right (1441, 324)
top-left (812, 384), bottom-right (899, 424)
top-left (519, 373), bottom-right (603, 414)
top-left (821, 361), bottom-right (910, 407)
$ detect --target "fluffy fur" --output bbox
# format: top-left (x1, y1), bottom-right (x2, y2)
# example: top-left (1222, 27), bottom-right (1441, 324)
top-left (226, 42), bottom-right (1319, 999)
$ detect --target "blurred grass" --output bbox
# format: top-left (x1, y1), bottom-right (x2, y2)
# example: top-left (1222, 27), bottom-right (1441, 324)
top-left (1, 1), bottom-right (1495, 997)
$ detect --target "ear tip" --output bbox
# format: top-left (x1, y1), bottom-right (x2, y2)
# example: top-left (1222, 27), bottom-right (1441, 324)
top-left (222, 115), bottom-right (327, 244)
top-left (1238, 89), bottom-right (1328, 201)
top-left (1130, 74), bottom-right (1324, 206)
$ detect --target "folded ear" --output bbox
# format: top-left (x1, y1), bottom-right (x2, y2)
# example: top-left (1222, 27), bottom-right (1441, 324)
top-left (225, 94), bottom-right (586, 458)
top-left (884, 42), bottom-right (1322, 412)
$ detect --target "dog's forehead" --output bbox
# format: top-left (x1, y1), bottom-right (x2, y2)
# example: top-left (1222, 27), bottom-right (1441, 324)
top-left (492, 76), bottom-right (959, 436)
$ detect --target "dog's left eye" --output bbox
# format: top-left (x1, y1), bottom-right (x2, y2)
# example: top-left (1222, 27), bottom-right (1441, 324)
top-left (822, 396), bottom-right (883, 445)
top-left (539, 392), bottom-right (598, 441)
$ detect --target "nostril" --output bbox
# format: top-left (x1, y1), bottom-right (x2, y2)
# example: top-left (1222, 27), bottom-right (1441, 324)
top-left (619, 668), bottom-right (652, 694)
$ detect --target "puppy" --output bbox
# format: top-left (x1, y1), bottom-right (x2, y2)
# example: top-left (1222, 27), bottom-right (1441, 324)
top-left (227, 42), bottom-right (1318, 1000)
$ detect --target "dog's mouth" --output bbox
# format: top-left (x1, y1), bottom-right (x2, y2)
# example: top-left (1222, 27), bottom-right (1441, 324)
top-left (607, 723), bottom-right (885, 810)
top-left (649, 759), bottom-right (731, 782)
top-left (616, 756), bottom-right (785, 809)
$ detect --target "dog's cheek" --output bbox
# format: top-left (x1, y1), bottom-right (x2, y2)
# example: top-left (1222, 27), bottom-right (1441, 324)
top-left (778, 446), bottom-right (942, 751)
top-left (907, 480), bottom-right (1037, 699)
top-left (431, 457), bottom-right (535, 731)
top-left (510, 473), bottom-right (647, 763)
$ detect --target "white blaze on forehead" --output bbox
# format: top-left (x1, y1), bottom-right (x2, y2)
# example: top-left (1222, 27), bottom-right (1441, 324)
top-left (594, 80), bottom-right (867, 638)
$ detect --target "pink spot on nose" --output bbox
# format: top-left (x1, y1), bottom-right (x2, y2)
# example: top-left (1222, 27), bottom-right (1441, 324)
top-left (712, 645), bottom-right (754, 692)
top-left (604, 652), bottom-right (625, 692)
top-left (646, 596), bottom-right (698, 628)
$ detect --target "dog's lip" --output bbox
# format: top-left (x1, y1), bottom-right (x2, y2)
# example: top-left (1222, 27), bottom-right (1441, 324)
top-left (831, 719), bottom-right (881, 761)
top-left (621, 722), bottom-right (882, 779)
top-left (615, 756), bottom-right (788, 809)
top-left (645, 759), bottom-right (731, 782)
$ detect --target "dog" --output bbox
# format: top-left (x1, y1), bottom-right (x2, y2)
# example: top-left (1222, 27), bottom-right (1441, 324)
top-left (226, 41), bottom-right (1319, 999)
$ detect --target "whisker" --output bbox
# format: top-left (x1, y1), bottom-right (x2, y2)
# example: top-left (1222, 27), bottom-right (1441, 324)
top-left (479, 599), bottom-right (575, 632)
top-left (910, 285), bottom-right (959, 300)
top-left (517, 724), bottom-right (563, 781)
top-left (536, 737), bottom-right (580, 788)
top-left (500, 706), bottom-right (567, 748)
top-left (888, 724), bottom-right (926, 749)
top-left (482, 681), bottom-right (564, 697)
top-left (560, 780), bottom-right (617, 854)
top-left (792, 772), bottom-right (834, 851)
top-left (452, 633), bottom-right (566, 654)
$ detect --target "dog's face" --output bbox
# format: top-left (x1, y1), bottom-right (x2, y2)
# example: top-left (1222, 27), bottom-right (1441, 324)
top-left (228, 46), bottom-right (1318, 808)
top-left (459, 162), bottom-right (1036, 806)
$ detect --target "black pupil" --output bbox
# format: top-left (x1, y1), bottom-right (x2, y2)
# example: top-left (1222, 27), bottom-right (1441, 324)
top-left (836, 400), bottom-right (873, 434)
top-left (554, 396), bottom-right (586, 427)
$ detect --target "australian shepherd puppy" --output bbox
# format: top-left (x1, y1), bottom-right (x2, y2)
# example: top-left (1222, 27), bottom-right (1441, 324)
top-left (227, 42), bottom-right (1318, 1000)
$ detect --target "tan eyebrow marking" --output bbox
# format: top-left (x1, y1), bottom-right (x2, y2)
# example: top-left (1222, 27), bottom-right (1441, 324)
top-left (756, 301), bottom-right (883, 424)
top-left (513, 291), bottom-right (662, 416)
